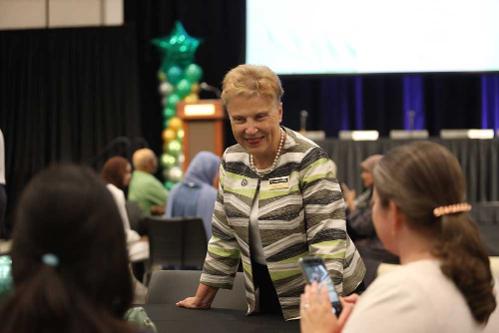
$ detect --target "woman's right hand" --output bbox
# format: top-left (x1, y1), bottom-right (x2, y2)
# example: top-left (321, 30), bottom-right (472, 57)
top-left (176, 296), bottom-right (211, 309)
top-left (176, 283), bottom-right (218, 309)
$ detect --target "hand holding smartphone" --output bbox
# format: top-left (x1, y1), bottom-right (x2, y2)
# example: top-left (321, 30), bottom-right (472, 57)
top-left (299, 256), bottom-right (343, 316)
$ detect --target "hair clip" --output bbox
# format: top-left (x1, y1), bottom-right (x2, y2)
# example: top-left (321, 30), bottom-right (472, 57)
top-left (433, 203), bottom-right (471, 218)
top-left (42, 253), bottom-right (59, 267)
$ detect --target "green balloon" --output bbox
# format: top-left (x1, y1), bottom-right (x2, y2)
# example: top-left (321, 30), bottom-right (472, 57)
top-left (167, 66), bottom-right (183, 85)
top-left (0, 255), bottom-right (13, 298)
top-left (176, 79), bottom-right (192, 98)
top-left (167, 93), bottom-right (180, 109)
top-left (177, 129), bottom-right (184, 140)
top-left (185, 63), bottom-right (203, 82)
top-left (168, 140), bottom-right (182, 157)
top-left (160, 153), bottom-right (176, 169)
top-left (162, 107), bottom-right (176, 119)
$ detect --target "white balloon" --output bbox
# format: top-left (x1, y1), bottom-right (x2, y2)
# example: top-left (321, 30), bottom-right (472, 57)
top-left (168, 166), bottom-right (183, 182)
top-left (159, 82), bottom-right (173, 95)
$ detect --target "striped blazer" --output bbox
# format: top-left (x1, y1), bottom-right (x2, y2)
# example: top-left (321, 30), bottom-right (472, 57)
top-left (200, 127), bottom-right (366, 320)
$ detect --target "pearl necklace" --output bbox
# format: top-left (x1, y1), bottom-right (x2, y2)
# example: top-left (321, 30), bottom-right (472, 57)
top-left (249, 129), bottom-right (286, 177)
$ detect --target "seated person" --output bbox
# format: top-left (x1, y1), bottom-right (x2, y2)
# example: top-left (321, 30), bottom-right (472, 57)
top-left (343, 154), bottom-right (398, 271)
top-left (165, 151), bottom-right (220, 239)
top-left (101, 156), bottom-right (149, 262)
top-left (343, 154), bottom-right (382, 240)
top-left (301, 141), bottom-right (497, 333)
top-left (0, 165), bottom-right (141, 333)
top-left (128, 148), bottom-right (168, 216)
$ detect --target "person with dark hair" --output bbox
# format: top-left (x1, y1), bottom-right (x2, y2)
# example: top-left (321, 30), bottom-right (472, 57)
top-left (101, 155), bottom-right (133, 191)
top-left (343, 154), bottom-right (398, 285)
top-left (0, 165), bottom-right (138, 333)
top-left (165, 151), bottom-right (220, 239)
top-left (300, 141), bottom-right (497, 332)
top-left (101, 156), bottom-right (149, 262)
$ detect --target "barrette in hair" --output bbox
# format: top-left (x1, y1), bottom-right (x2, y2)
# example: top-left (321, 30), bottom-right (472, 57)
top-left (433, 203), bottom-right (471, 217)
top-left (42, 253), bottom-right (59, 267)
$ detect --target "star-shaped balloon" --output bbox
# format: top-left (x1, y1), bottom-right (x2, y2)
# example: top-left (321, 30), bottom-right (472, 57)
top-left (152, 21), bottom-right (201, 73)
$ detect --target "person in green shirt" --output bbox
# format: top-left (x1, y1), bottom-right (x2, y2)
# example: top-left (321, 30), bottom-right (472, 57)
top-left (128, 148), bottom-right (168, 216)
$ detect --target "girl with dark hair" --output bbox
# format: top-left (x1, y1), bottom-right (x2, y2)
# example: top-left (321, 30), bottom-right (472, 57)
top-left (0, 165), bottom-right (138, 333)
top-left (101, 156), bottom-right (132, 190)
top-left (301, 141), bottom-right (497, 333)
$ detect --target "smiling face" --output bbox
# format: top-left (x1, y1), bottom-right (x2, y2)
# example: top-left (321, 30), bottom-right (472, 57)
top-left (227, 95), bottom-right (283, 166)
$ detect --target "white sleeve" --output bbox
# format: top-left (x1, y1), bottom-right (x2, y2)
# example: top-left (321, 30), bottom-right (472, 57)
top-left (107, 185), bottom-right (132, 233)
top-left (343, 274), bottom-right (432, 333)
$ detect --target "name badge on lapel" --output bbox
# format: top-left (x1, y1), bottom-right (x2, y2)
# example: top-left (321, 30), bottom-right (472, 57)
top-left (268, 176), bottom-right (289, 190)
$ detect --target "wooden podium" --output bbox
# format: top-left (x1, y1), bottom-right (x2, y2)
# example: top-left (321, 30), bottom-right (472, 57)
top-left (176, 99), bottom-right (225, 170)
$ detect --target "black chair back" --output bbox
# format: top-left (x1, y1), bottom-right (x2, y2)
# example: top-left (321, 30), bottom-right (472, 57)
top-left (470, 202), bottom-right (499, 256)
top-left (146, 216), bottom-right (207, 269)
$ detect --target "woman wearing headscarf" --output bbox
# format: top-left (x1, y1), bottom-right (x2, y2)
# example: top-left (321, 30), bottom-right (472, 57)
top-left (165, 151), bottom-right (220, 239)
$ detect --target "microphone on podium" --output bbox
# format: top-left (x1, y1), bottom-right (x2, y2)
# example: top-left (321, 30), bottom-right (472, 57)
top-left (300, 110), bottom-right (308, 133)
top-left (200, 82), bottom-right (221, 98)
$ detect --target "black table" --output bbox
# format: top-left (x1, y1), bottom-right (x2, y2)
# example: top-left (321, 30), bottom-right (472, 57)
top-left (143, 304), bottom-right (300, 333)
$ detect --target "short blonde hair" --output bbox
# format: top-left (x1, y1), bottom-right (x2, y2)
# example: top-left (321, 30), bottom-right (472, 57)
top-left (221, 64), bottom-right (284, 106)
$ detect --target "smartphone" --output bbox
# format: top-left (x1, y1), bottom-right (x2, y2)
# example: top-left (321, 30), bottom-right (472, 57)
top-left (299, 256), bottom-right (342, 315)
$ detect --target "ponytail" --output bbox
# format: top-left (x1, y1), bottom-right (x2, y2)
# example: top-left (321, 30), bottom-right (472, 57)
top-left (0, 265), bottom-right (135, 333)
top-left (433, 213), bottom-right (496, 324)
top-left (0, 265), bottom-right (70, 332)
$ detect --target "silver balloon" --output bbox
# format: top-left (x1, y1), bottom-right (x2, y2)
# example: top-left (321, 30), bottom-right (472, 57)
top-left (168, 166), bottom-right (183, 183)
top-left (178, 153), bottom-right (185, 165)
top-left (159, 82), bottom-right (173, 96)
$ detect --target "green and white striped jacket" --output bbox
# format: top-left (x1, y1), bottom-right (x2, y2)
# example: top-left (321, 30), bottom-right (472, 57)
top-left (200, 127), bottom-right (365, 320)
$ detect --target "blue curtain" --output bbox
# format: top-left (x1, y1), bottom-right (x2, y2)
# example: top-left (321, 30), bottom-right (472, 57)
top-left (481, 74), bottom-right (499, 130)
top-left (402, 75), bottom-right (425, 130)
top-left (319, 76), bottom-right (364, 136)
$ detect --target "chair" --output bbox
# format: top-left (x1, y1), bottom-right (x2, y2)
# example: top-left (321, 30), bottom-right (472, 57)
top-left (144, 216), bottom-right (207, 283)
top-left (470, 202), bottom-right (499, 256)
top-left (126, 200), bottom-right (147, 235)
top-left (146, 270), bottom-right (247, 311)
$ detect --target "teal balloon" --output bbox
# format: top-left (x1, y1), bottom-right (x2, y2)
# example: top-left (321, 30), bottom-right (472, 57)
top-left (167, 93), bottom-right (180, 108)
top-left (167, 66), bottom-right (183, 85)
top-left (152, 21), bottom-right (202, 70)
top-left (162, 107), bottom-right (176, 119)
top-left (176, 79), bottom-right (192, 97)
top-left (168, 140), bottom-right (182, 157)
top-left (164, 181), bottom-right (175, 190)
top-left (160, 153), bottom-right (176, 169)
top-left (0, 255), bottom-right (13, 298)
top-left (185, 63), bottom-right (203, 82)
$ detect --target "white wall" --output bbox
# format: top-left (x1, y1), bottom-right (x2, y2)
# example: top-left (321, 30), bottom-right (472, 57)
top-left (0, 0), bottom-right (123, 30)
